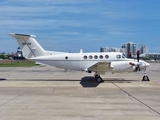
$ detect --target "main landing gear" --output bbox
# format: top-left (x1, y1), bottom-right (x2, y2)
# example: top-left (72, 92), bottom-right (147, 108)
top-left (94, 73), bottom-right (103, 83)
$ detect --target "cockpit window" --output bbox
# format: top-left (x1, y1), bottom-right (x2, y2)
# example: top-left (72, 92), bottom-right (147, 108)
top-left (117, 54), bottom-right (121, 59)
top-left (122, 54), bottom-right (126, 58)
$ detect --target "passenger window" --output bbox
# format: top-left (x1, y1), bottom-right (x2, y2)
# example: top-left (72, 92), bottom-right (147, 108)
top-left (99, 55), bottom-right (103, 59)
top-left (89, 55), bottom-right (93, 59)
top-left (105, 55), bottom-right (109, 59)
top-left (117, 54), bottom-right (121, 59)
top-left (83, 55), bottom-right (87, 59)
top-left (94, 55), bottom-right (98, 59)
top-left (65, 56), bottom-right (68, 60)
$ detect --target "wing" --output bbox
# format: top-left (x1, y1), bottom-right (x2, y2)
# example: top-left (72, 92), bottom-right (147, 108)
top-left (88, 62), bottom-right (113, 74)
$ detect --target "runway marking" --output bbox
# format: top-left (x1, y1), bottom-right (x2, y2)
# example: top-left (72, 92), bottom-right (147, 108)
top-left (111, 81), bottom-right (160, 115)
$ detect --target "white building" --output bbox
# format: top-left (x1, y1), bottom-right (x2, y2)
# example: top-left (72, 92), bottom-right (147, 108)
top-left (122, 42), bottom-right (136, 58)
top-left (100, 47), bottom-right (124, 53)
top-left (139, 45), bottom-right (148, 54)
top-left (140, 53), bottom-right (160, 59)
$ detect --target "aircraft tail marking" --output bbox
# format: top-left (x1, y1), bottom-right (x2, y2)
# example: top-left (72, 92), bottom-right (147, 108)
top-left (9, 33), bottom-right (46, 59)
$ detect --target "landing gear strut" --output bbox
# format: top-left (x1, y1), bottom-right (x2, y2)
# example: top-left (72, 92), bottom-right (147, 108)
top-left (142, 68), bottom-right (150, 81)
top-left (94, 73), bottom-right (103, 83)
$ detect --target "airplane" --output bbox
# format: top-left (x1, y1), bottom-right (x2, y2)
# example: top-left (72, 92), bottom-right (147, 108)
top-left (9, 33), bottom-right (150, 83)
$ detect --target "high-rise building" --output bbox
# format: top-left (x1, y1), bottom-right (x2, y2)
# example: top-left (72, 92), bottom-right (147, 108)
top-left (100, 47), bottom-right (124, 53)
top-left (139, 45), bottom-right (148, 54)
top-left (122, 42), bottom-right (136, 58)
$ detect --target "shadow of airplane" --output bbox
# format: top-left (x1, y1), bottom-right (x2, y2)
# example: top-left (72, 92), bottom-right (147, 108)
top-left (0, 78), bottom-right (6, 81)
top-left (103, 78), bottom-right (139, 83)
top-left (4, 77), bottom-right (139, 88)
top-left (80, 76), bottom-right (100, 87)
top-left (4, 77), bottom-right (100, 88)
top-left (79, 77), bottom-right (139, 87)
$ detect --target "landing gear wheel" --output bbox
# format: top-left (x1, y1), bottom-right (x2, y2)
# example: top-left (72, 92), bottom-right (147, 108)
top-left (95, 76), bottom-right (103, 83)
top-left (142, 65), bottom-right (150, 81)
top-left (142, 76), bottom-right (150, 81)
top-left (94, 73), bottom-right (104, 83)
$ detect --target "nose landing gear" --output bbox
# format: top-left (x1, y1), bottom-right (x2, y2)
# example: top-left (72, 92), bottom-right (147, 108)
top-left (142, 67), bottom-right (150, 81)
top-left (142, 75), bottom-right (150, 81)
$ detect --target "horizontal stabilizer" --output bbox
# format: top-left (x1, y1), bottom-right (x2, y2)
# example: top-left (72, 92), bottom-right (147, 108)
top-left (10, 33), bottom-right (36, 38)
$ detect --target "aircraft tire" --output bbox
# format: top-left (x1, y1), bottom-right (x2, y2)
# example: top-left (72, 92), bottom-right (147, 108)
top-left (142, 76), bottom-right (150, 81)
top-left (95, 76), bottom-right (103, 83)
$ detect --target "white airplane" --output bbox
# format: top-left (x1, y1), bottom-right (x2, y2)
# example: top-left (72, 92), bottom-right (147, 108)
top-left (9, 33), bottom-right (150, 83)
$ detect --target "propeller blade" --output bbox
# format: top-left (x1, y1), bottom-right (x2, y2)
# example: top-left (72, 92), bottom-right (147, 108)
top-left (136, 64), bottom-right (141, 71)
top-left (137, 50), bottom-right (140, 62)
top-left (129, 61), bottom-right (141, 72)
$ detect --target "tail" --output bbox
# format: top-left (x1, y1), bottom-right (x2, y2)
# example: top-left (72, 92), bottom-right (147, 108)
top-left (9, 33), bottom-right (46, 59)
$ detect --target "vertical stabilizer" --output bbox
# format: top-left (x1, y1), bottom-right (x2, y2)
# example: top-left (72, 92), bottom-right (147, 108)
top-left (9, 33), bottom-right (46, 59)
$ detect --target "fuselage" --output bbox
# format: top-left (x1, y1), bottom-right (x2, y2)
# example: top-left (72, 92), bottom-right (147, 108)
top-left (9, 33), bottom-right (151, 82)
top-left (31, 52), bottom-right (149, 73)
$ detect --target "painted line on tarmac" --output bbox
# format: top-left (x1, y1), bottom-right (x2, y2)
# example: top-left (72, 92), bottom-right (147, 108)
top-left (111, 81), bottom-right (160, 115)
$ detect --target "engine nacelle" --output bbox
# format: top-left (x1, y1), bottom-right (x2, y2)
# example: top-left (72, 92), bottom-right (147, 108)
top-left (111, 61), bottom-right (137, 73)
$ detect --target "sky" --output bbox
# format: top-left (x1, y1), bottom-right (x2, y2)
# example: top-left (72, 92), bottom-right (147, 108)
top-left (0, 0), bottom-right (160, 53)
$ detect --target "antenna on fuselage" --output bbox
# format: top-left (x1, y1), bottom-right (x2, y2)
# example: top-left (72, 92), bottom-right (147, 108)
top-left (80, 49), bottom-right (83, 53)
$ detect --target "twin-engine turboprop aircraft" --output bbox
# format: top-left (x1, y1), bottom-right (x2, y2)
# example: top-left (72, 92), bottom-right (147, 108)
top-left (9, 33), bottom-right (150, 83)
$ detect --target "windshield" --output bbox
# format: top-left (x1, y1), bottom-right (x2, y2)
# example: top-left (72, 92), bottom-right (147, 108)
top-left (122, 54), bottom-right (126, 59)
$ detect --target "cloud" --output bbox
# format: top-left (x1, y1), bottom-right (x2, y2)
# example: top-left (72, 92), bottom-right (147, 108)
top-left (0, 1), bottom-right (96, 32)
top-left (54, 32), bottom-right (80, 35)
top-left (101, 12), bottom-right (135, 19)
top-left (1, 0), bottom-right (160, 53)
top-left (101, 25), bottom-right (135, 37)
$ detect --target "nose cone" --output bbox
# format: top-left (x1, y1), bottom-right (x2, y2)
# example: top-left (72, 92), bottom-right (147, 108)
top-left (145, 62), bottom-right (150, 67)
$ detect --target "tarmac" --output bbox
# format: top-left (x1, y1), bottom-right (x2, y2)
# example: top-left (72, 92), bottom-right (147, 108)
top-left (0, 63), bottom-right (160, 120)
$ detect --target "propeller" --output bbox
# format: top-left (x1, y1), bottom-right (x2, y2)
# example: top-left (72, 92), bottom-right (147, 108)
top-left (135, 50), bottom-right (141, 71)
top-left (137, 50), bottom-right (140, 62)
top-left (129, 51), bottom-right (150, 73)
top-left (129, 50), bottom-right (141, 72)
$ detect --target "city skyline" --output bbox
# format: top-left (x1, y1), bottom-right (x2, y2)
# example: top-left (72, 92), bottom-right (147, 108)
top-left (101, 42), bottom-right (149, 57)
top-left (0, 0), bottom-right (160, 53)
